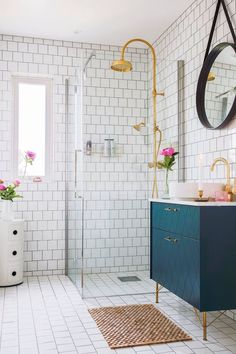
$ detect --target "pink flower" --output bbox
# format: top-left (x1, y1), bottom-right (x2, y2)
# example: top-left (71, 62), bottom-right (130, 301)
top-left (13, 179), bottom-right (21, 187)
top-left (25, 151), bottom-right (36, 161)
top-left (0, 185), bottom-right (6, 191)
top-left (161, 147), bottom-right (175, 156)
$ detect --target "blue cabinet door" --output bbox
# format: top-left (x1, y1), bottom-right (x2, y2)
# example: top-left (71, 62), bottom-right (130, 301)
top-left (151, 228), bottom-right (200, 308)
top-left (151, 228), bottom-right (183, 295)
top-left (181, 237), bottom-right (200, 308)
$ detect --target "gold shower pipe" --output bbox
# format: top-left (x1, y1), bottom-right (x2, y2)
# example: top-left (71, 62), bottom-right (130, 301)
top-left (119, 38), bottom-right (163, 198)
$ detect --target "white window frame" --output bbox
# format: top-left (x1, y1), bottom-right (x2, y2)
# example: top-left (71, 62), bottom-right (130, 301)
top-left (12, 75), bottom-right (53, 181)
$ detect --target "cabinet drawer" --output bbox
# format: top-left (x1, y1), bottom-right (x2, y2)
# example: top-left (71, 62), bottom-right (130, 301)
top-left (151, 202), bottom-right (200, 239)
top-left (7, 262), bottom-right (23, 285)
top-left (0, 261), bottom-right (23, 286)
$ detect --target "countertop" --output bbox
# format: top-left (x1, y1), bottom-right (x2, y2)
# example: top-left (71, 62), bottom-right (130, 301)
top-left (149, 198), bottom-right (236, 207)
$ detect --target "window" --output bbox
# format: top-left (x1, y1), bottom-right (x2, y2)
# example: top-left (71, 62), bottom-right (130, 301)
top-left (13, 76), bottom-right (52, 179)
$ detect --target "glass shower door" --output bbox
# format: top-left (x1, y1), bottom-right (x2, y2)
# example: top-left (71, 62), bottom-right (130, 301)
top-left (66, 77), bottom-right (84, 295)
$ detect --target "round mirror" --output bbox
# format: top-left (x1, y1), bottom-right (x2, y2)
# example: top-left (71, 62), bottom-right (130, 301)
top-left (196, 42), bottom-right (236, 129)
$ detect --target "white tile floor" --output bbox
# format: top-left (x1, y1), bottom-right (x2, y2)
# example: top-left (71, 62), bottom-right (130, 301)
top-left (1, 276), bottom-right (236, 354)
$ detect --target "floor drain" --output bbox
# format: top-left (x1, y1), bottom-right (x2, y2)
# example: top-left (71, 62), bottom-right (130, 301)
top-left (118, 276), bottom-right (141, 282)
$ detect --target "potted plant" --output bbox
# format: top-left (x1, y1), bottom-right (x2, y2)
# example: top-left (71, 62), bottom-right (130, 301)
top-left (0, 179), bottom-right (22, 220)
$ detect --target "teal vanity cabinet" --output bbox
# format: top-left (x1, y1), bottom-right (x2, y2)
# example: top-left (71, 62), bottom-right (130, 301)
top-left (150, 200), bottom-right (236, 339)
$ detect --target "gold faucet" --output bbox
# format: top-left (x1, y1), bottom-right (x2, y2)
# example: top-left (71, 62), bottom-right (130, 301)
top-left (210, 157), bottom-right (232, 196)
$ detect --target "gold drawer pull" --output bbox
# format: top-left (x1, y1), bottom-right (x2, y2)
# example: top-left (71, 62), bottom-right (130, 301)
top-left (164, 207), bottom-right (179, 212)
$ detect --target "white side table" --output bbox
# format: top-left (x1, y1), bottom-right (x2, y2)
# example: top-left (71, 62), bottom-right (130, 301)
top-left (0, 220), bottom-right (24, 287)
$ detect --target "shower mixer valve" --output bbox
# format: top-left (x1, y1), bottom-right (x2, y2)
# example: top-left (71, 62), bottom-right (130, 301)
top-left (153, 89), bottom-right (165, 97)
top-left (148, 162), bottom-right (158, 169)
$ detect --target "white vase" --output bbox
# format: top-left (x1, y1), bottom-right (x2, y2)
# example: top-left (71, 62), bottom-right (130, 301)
top-left (1, 200), bottom-right (14, 221)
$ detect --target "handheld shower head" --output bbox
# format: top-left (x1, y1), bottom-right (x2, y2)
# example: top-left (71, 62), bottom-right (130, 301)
top-left (133, 122), bottom-right (145, 131)
top-left (83, 51), bottom-right (96, 73)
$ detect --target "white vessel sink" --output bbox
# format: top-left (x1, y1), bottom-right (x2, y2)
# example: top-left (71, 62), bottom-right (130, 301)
top-left (169, 182), bottom-right (224, 200)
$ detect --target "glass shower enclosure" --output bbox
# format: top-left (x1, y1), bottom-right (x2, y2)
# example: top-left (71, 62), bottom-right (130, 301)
top-left (65, 48), bottom-right (182, 298)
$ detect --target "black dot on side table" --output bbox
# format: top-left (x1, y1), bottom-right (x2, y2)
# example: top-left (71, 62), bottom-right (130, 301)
top-left (13, 230), bottom-right (18, 235)
top-left (12, 251), bottom-right (17, 256)
top-left (12, 271), bottom-right (16, 276)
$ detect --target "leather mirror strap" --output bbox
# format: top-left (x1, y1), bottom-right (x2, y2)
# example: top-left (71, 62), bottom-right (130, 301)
top-left (204, 0), bottom-right (236, 62)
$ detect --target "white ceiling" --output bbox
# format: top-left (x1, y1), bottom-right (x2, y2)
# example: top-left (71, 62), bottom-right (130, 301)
top-left (0, 0), bottom-right (193, 46)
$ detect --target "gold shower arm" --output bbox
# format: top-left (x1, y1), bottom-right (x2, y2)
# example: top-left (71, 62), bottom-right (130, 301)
top-left (117, 38), bottom-right (163, 198)
top-left (121, 38), bottom-right (164, 98)
top-left (121, 39), bottom-right (157, 96)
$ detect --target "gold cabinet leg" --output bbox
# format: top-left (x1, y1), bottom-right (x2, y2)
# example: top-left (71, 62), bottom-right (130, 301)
top-left (203, 312), bottom-right (207, 340)
top-left (155, 283), bottom-right (159, 303)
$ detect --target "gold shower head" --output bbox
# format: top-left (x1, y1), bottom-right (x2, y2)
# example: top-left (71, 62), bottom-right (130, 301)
top-left (111, 59), bottom-right (132, 72)
top-left (133, 122), bottom-right (145, 131)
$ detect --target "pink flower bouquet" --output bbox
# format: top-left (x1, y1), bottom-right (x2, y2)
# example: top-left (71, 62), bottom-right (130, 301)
top-left (158, 147), bottom-right (179, 197)
top-left (0, 180), bottom-right (22, 201)
top-left (158, 147), bottom-right (179, 171)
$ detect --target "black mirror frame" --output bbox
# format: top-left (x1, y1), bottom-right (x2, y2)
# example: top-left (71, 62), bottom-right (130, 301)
top-left (196, 42), bottom-right (236, 130)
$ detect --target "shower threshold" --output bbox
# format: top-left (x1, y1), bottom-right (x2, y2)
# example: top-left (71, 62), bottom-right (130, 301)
top-left (75, 271), bottom-right (165, 298)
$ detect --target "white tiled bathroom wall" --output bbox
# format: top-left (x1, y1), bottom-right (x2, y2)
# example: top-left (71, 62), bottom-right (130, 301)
top-left (147, 60), bottom-right (181, 194)
top-left (0, 35), bottom-right (149, 276)
top-left (151, 0), bottom-right (236, 185)
top-left (0, 34), bottom-right (73, 275)
top-left (81, 49), bottom-right (150, 274)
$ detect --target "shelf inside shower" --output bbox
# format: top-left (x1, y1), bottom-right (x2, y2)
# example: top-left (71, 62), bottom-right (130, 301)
top-left (85, 143), bottom-right (124, 157)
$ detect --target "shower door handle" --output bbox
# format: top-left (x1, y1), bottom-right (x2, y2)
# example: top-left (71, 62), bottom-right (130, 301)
top-left (75, 149), bottom-right (82, 198)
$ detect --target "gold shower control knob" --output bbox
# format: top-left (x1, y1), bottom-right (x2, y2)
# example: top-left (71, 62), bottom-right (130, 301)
top-left (148, 162), bottom-right (154, 169)
top-left (148, 162), bottom-right (159, 169)
top-left (148, 161), bottom-right (163, 169)
top-left (152, 89), bottom-right (165, 97)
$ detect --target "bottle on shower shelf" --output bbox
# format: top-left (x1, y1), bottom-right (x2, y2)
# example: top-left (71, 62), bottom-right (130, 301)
top-left (86, 140), bottom-right (92, 155)
top-left (110, 139), bottom-right (115, 157)
top-left (103, 138), bottom-right (116, 157)
top-left (104, 139), bottom-right (111, 157)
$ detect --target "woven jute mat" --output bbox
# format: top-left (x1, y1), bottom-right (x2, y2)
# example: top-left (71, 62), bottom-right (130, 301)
top-left (89, 304), bottom-right (192, 349)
